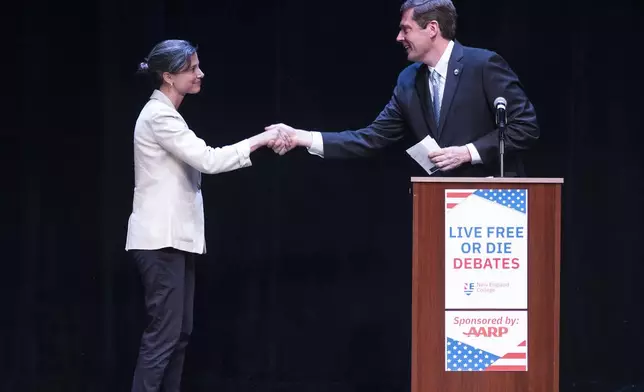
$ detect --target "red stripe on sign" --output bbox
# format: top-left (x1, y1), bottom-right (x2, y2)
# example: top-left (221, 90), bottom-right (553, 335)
top-left (446, 192), bottom-right (472, 197)
top-left (501, 353), bottom-right (526, 359)
top-left (486, 366), bottom-right (526, 371)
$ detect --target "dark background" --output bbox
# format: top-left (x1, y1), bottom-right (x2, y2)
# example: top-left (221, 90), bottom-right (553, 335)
top-left (6, 0), bottom-right (644, 391)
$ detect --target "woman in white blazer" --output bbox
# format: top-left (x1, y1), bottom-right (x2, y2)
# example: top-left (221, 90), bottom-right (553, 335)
top-left (124, 39), bottom-right (285, 392)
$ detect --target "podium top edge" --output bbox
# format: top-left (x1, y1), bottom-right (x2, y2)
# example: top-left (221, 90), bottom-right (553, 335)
top-left (410, 177), bottom-right (564, 184)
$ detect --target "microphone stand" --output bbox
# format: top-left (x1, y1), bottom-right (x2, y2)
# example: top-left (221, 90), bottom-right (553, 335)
top-left (497, 108), bottom-right (507, 178)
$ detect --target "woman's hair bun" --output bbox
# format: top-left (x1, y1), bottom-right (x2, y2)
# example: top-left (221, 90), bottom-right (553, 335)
top-left (137, 61), bottom-right (149, 73)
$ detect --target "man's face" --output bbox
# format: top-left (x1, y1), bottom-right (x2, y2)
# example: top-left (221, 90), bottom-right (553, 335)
top-left (396, 8), bottom-right (436, 62)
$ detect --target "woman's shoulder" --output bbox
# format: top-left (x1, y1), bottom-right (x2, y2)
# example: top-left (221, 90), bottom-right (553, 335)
top-left (139, 98), bottom-right (179, 119)
top-left (137, 101), bottom-right (189, 134)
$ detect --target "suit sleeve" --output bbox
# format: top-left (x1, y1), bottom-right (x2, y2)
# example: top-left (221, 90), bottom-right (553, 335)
top-left (320, 84), bottom-right (407, 159)
top-left (471, 53), bottom-right (539, 163)
top-left (149, 107), bottom-right (252, 174)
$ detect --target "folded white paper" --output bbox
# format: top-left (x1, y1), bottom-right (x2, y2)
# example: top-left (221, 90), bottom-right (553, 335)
top-left (406, 136), bottom-right (442, 175)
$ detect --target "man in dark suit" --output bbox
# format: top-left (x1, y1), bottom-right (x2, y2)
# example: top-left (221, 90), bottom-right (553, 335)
top-left (266, 0), bottom-right (539, 177)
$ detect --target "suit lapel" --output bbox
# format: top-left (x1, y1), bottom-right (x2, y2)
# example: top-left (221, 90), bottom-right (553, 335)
top-left (414, 64), bottom-right (437, 138)
top-left (436, 41), bottom-right (464, 139)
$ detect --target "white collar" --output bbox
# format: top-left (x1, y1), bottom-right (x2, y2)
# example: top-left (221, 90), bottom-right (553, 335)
top-left (428, 40), bottom-right (454, 78)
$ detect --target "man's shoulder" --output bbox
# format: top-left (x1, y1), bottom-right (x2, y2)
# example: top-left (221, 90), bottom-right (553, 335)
top-left (459, 43), bottom-right (498, 63)
top-left (396, 62), bottom-right (423, 86)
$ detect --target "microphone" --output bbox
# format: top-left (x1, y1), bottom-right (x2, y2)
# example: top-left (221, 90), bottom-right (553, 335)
top-left (494, 97), bottom-right (507, 177)
top-left (494, 97), bottom-right (507, 127)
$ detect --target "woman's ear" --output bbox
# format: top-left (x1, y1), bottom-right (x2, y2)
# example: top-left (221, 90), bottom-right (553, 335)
top-left (162, 71), bottom-right (174, 86)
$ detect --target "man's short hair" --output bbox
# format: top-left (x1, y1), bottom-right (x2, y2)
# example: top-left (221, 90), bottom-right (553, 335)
top-left (400, 0), bottom-right (457, 40)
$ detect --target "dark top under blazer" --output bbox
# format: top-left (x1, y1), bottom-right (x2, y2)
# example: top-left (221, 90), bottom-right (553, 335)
top-left (320, 41), bottom-right (539, 177)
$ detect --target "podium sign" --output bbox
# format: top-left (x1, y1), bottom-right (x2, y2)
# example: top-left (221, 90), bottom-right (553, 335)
top-left (444, 188), bottom-right (529, 372)
top-left (444, 188), bottom-right (528, 309)
top-left (445, 311), bottom-right (527, 371)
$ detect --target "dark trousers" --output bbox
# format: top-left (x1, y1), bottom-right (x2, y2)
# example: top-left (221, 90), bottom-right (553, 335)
top-left (130, 248), bottom-right (196, 392)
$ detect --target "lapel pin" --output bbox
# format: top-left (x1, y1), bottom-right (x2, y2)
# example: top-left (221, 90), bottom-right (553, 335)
top-left (454, 69), bottom-right (460, 76)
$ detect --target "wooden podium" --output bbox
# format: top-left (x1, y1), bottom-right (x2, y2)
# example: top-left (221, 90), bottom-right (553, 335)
top-left (410, 177), bottom-right (562, 392)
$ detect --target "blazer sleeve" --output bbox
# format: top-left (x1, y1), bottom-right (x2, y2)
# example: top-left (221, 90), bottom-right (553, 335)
top-left (320, 84), bottom-right (407, 159)
top-left (148, 106), bottom-right (252, 174)
top-left (471, 52), bottom-right (540, 163)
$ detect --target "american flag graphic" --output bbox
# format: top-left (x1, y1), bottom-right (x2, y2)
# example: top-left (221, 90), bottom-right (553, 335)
top-left (446, 337), bottom-right (527, 371)
top-left (445, 189), bottom-right (527, 214)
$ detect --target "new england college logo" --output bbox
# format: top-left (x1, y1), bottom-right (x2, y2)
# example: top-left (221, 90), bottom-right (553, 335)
top-left (464, 282), bottom-right (475, 296)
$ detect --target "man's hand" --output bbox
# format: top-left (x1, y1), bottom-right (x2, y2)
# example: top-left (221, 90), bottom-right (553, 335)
top-left (264, 123), bottom-right (311, 155)
top-left (264, 128), bottom-right (292, 155)
top-left (428, 146), bottom-right (471, 171)
top-left (250, 128), bottom-right (291, 154)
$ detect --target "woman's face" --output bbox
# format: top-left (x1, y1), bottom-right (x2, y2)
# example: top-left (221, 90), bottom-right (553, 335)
top-left (166, 52), bottom-right (204, 94)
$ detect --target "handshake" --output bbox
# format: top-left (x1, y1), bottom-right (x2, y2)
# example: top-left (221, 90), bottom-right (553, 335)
top-left (250, 122), bottom-right (474, 172)
top-left (251, 123), bottom-right (312, 156)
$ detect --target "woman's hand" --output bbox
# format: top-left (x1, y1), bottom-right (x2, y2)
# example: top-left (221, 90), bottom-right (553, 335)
top-left (249, 128), bottom-right (291, 154)
top-left (264, 123), bottom-right (311, 155)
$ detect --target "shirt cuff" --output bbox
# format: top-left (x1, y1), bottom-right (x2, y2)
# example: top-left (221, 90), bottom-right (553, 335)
top-left (466, 143), bottom-right (482, 164)
top-left (234, 139), bottom-right (253, 167)
top-left (307, 131), bottom-right (324, 157)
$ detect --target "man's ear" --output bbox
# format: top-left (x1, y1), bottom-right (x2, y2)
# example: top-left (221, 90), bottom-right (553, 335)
top-left (427, 20), bottom-right (440, 37)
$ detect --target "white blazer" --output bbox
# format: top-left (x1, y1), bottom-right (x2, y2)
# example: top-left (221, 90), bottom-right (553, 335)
top-left (125, 90), bottom-right (252, 254)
